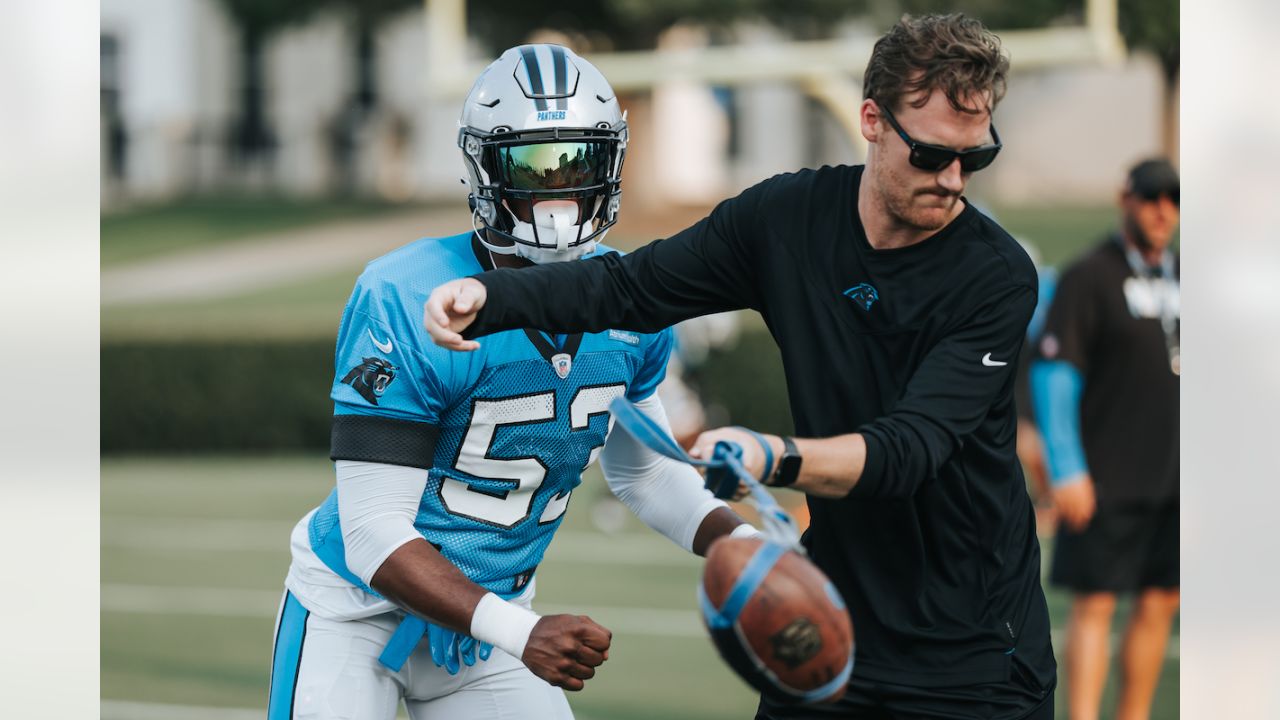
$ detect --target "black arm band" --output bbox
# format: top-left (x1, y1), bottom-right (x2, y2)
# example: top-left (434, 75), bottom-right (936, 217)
top-left (330, 415), bottom-right (440, 470)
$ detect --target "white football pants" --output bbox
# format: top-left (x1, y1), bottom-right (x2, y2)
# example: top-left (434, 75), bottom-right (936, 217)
top-left (269, 591), bottom-right (574, 720)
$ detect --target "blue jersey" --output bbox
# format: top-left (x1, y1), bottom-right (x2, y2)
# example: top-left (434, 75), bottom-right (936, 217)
top-left (308, 233), bottom-right (672, 599)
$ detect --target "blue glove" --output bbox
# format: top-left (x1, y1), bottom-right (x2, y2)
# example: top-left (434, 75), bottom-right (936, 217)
top-left (427, 623), bottom-right (493, 675)
top-left (458, 633), bottom-right (494, 663)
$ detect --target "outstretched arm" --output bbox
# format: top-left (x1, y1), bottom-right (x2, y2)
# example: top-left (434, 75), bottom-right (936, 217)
top-left (426, 183), bottom-right (771, 348)
top-left (687, 284), bottom-right (1036, 500)
top-left (687, 428), bottom-right (868, 500)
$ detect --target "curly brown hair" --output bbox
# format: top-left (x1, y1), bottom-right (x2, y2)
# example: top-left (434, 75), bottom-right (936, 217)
top-left (863, 13), bottom-right (1010, 116)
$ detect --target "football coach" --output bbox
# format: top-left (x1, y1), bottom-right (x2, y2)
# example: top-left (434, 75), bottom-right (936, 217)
top-left (426, 14), bottom-right (1055, 720)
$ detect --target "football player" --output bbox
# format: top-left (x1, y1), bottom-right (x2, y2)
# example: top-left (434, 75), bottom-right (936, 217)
top-left (268, 45), bottom-right (756, 720)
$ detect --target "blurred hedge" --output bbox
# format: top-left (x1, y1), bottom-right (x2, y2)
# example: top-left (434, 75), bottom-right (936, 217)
top-left (101, 331), bottom-right (792, 454)
top-left (102, 340), bottom-right (335, 453)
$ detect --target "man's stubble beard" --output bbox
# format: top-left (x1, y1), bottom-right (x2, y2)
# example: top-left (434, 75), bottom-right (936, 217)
top-left (876, 161), bottom-right (955, 233)
top-left (888, 187), bottom-right (956, 233)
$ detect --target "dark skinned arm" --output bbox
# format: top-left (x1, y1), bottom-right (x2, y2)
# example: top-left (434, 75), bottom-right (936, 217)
top-left (370, 539), bottom-right (611, 691)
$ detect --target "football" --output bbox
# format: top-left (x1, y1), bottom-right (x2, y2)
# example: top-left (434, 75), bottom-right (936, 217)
top-left (699, 537), bottom-right (854, 704)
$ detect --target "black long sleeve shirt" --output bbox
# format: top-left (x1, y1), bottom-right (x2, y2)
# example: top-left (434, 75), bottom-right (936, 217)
top-left (466, 165), bottom-right (1055, 693)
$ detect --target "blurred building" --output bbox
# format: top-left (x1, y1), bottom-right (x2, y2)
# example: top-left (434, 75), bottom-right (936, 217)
top-left (100, 0), bottom-right (1170, 210)
top-left (101, 0), bottom-right (237, 203)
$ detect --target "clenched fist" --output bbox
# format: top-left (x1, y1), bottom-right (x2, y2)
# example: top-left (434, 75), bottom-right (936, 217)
top-left (521, 614), bottom-right (612, 691)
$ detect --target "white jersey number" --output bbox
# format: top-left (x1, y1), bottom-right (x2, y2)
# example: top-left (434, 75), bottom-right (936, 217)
top-left (440, 385), bottom-right (625, 528)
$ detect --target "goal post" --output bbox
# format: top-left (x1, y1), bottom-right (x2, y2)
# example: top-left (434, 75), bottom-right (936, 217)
top-left (423, 0), bottom-right (1127, 155)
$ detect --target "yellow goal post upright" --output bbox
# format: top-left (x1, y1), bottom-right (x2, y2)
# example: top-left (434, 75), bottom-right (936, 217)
top-left (420, 0), bottom-right (1125, 158)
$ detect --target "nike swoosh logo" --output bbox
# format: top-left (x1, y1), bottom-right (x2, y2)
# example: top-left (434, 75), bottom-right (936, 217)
top-left (982, 353), bottom-right (1007, 367)
top-left (368, 329), bottom-right (394, 354)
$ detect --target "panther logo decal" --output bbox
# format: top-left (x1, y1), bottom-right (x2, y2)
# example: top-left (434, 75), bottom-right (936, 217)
top-left (769, 617), bottom-right (823, 669)
top-left (843, 283), bottom-right (879, 311)
top-left (342, 357), bottom-right (397, 405)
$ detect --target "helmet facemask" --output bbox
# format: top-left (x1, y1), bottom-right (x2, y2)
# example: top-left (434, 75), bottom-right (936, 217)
top-left (462, 123), bottom-right (627, 263)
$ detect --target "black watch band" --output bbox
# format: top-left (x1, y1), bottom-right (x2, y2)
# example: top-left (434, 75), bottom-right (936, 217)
top-left (771, 436), bottom-right (802, 487)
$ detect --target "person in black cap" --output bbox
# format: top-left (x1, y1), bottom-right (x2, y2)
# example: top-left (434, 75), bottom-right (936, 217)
top-left (1030, 158), bottom-right (1179, 720)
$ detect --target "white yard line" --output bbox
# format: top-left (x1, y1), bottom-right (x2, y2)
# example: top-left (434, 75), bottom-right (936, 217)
top-left (101, 700), bottom-right (265, 720)
top-left (102, 583), bottom-right (281, 619)
top-left (101, 516), bottom-right (700, 567)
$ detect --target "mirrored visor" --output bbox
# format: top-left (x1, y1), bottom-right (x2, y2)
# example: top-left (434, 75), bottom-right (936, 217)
top-left (498, 141), bottom-right (611, 193)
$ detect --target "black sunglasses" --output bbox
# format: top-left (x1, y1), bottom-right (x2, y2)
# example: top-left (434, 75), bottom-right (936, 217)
top-left (879, 104), bottom-right (1002, 173)
top-left (1133, 188), bottom-right (1179, 208)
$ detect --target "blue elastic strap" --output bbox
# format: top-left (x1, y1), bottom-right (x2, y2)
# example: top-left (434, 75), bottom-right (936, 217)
top-left (1030, 359), bottom-right (1089, 484)
top-left (733, 426), bottom-right (775, 484)
top-left (700, 541), bottom-right (787, 630)
top-left (608, 397), bottom-right (770, 497)
top-left (608, 396), bottom-right (717, 468)
top-left (610, 396), bottom-right (802, 548)
top-left (796, 654), bottom-right (855, 704)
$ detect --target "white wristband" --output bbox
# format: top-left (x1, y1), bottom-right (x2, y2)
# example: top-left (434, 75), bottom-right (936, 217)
top-left (730, 523), bottom-right (764, 540)
top-left (470, 592), bottom-right (541, 661)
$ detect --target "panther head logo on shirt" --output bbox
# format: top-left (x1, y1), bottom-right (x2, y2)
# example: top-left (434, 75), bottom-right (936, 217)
top-left (843, 283), bottom-right (880, 311)
top-left (342, 357), bottom-right (397, 405)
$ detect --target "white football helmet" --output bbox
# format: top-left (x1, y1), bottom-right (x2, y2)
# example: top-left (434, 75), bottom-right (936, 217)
top-left (459, 44), bottom-right (628, 264)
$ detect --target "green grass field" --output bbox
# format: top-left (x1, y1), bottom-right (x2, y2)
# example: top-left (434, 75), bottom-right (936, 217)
top-left (102, 456), bottom-right (1177, 719)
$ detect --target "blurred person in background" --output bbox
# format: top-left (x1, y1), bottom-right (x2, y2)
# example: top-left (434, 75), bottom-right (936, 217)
top-left (1012, 238), bottom-right (1059, 528)
top-left (269, 44), bottom-right (756, 720)
top-left (1031, 159), bottom-right (1180, 720)
top-left (657, 312), bottom-right (743, 449)
top-left (427, 14), bottom-right (1059, 719)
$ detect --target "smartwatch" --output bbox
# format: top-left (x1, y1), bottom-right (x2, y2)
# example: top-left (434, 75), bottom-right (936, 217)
top-left (770, 436), bottom-right (802, 487)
